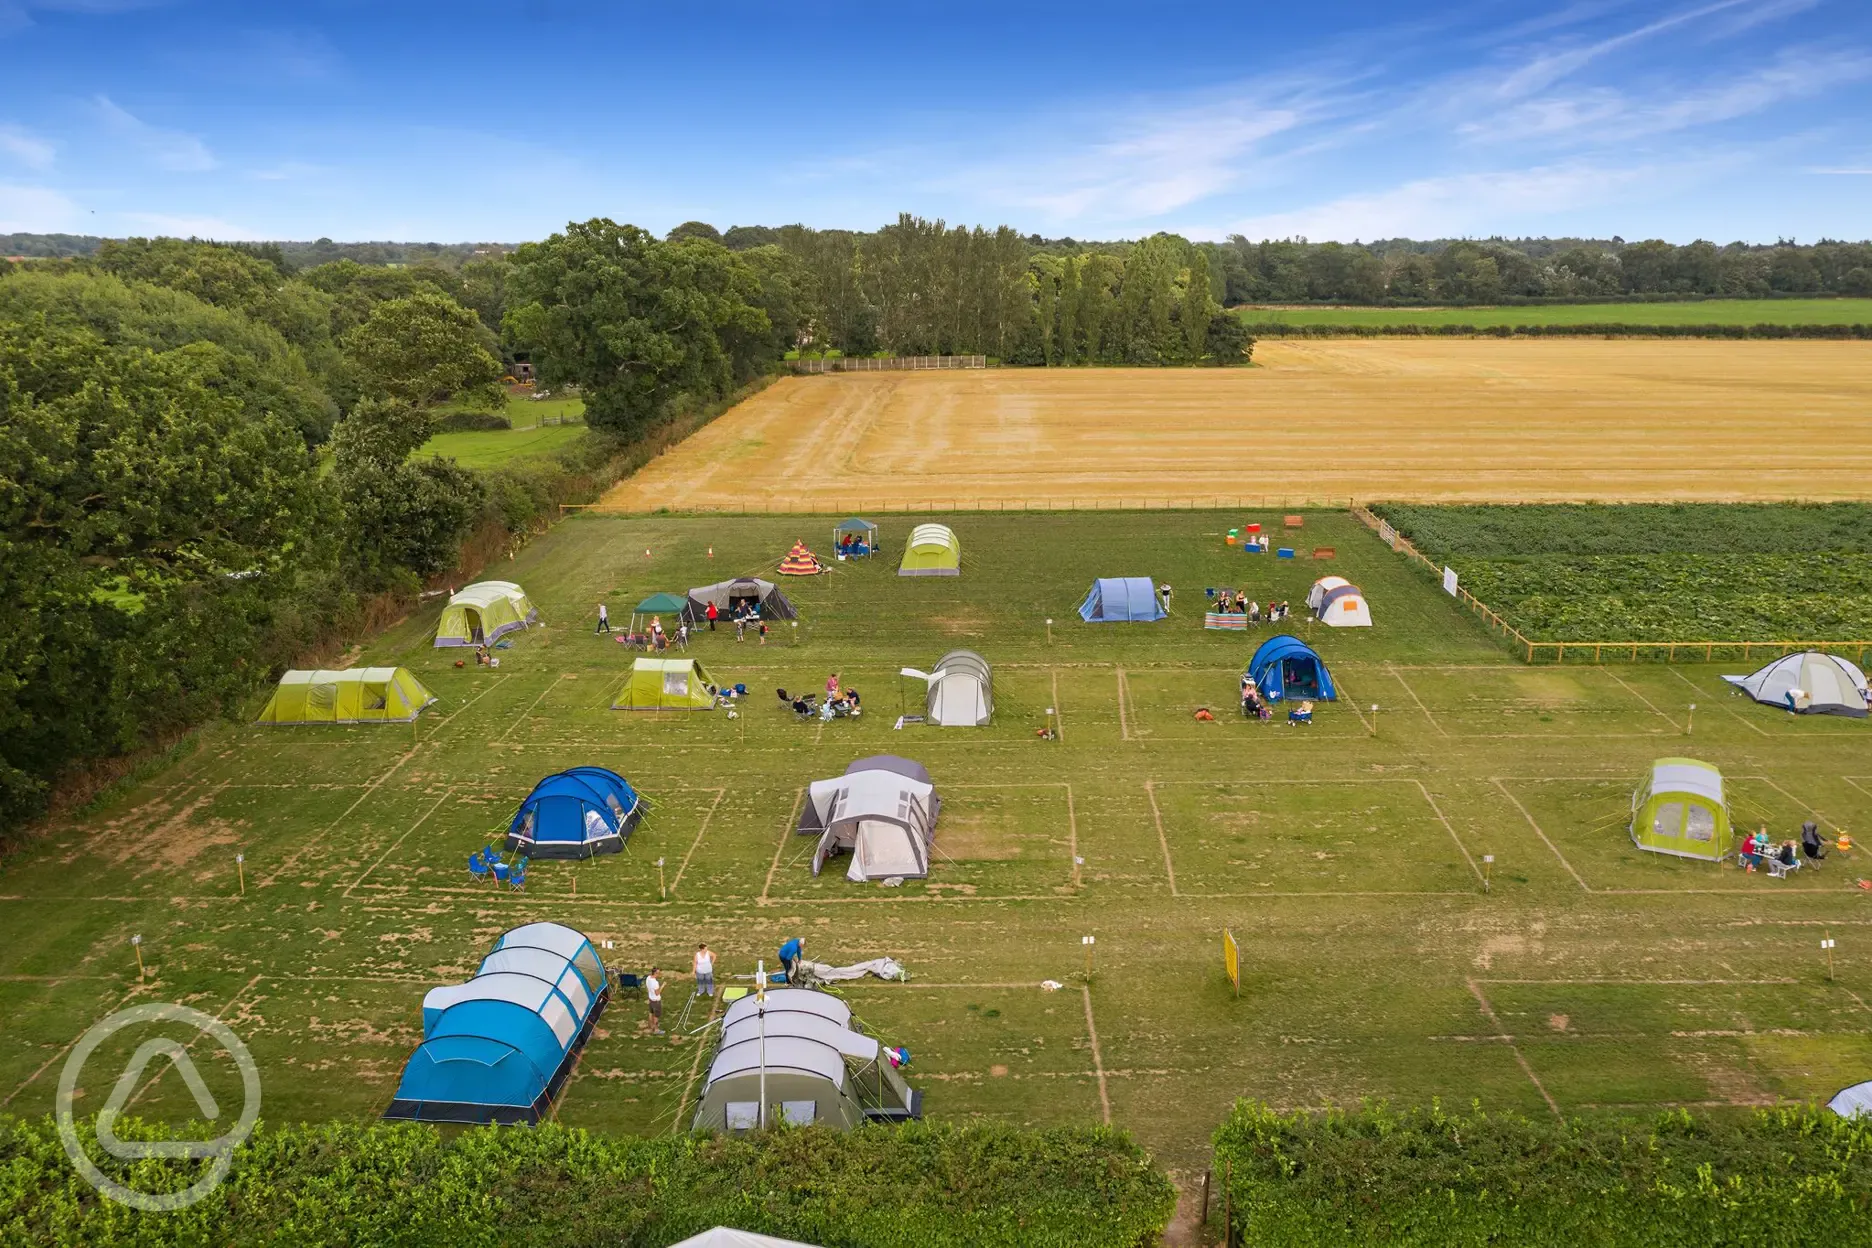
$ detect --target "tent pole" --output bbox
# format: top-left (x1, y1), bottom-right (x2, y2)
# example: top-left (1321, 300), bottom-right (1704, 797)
top-left (757, 959), bottom-right (767, 1130)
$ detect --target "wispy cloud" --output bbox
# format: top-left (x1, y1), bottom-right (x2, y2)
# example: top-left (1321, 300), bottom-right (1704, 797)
top-left (92, 94), bottom-right (215, 171)
top-left (0, 122), bottom-right (55, 169)
top-left (0, 182), bottom-right (80, 232)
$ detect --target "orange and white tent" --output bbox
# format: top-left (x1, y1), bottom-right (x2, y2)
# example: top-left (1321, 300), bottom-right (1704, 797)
top-left (1307, 576), bottom-right (1372, 628)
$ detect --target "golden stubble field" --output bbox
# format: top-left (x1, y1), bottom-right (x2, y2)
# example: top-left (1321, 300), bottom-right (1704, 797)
top-left (601, 339), bottom-right (1872, 509)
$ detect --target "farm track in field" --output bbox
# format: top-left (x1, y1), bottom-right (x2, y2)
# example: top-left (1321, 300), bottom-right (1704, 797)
top-left (601, 340), bottom-right (1872, 510)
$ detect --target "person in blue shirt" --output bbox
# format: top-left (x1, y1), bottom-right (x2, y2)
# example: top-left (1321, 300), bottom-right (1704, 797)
top-left (778, 936), bottom-right (804, 983)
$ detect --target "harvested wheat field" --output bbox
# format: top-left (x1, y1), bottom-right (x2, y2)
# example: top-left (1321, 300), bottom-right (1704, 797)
top-left (601, 339), bottom-right (1872, 510)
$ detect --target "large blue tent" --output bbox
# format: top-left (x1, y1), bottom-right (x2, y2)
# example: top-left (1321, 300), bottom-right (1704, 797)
top-left (1247, 635), bottom-right (1337, 703)
top-left (505, 767), bottom-right (643, 860)
top-left (1078, 577), bottom-right (1166, 623)
top-left (385, 922), bottom-right (609, 1125)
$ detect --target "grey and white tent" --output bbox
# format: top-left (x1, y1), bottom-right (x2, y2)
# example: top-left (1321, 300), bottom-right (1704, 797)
top-left (691, 988), bottom-right (919, 1133)
top-left (1829, 1079), bottom-right (1872, 1118)
top-left (1723, 651), bottom-right (1868, 717)
top-left (669, 1230), bottom-right (825, 1248)
top-left (686, 577), bottom-right (797, 622)
top-left (797, 756), bottom-right (941, 880)
top-left (899, 649), bottom-right (992, 727)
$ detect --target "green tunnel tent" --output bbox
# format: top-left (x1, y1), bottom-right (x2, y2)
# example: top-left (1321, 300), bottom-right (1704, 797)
top-left (898, 524), bottom-right (960, 577)
top-left (434, 581), bottom-right (539, 648)
top-left (611, 657), bottom-right (719, 711)
top-left (1631, 758), bottom-right (1733, 862)
top-left (258, 668), bottom-right (438, 724)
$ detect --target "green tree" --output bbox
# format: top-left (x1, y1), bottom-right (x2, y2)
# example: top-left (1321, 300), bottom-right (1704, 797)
top-left (342, 292), bottom-right (504, 408)
top-left (1057, 256), bottom-right (1079, 365)
top-left (328, 399), bottom-right (483, 586)
top-left (1204, 313), bottom-right (1253, 365)
top-left (92, 237), bottom-right (283, 317)
top-left (1181, 251), bottom-right (1215, 360)
top-left (504, 219), bottom-right (771, 436)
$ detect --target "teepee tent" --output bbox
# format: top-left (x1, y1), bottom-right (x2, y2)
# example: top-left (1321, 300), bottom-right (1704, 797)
top-left (1078, 577), bottom-right (1166, 622)
top-left (1630, 758), bottom-right (1733, 862)
top-left (1723, 652), bottom-right (1868, 717)
top-left (1307, 577), bottom-right (1372, 628)
top-left (434, 581), bottom-right (539, 648)
top-left (258, 668), bottom-right (437, 724)
top-left (778, 541), bottom-right (825, 576)
top-left (611, 657), bottom-right (718, 711)
top-left (898, 524), bottom-right (960, 577)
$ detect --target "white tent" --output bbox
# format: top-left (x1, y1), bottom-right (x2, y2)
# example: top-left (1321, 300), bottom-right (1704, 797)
top-left (1723, 651), bottom-right (1868, 717)
top-left (797, 757), bottom-right (940, 881)
top-left (670, 1231), bottom-right (825, 1248)
top-left (1308, 576), bottom-right (1372, 628)
top-left (1829, 1079), bottom-right (1872, 1118)
top-left (901, 649), bottom-right (992, 726)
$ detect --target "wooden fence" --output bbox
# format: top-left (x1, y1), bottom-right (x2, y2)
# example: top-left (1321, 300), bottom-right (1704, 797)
top-left (791, 354), bottom-right (987, 373)
top-left (569, 496), bottom-right (1361, 517)
top-left (1351, 505), bottom-right (1872, 666)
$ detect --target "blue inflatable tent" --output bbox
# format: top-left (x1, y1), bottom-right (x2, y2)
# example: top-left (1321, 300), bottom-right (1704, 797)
top-left (1079, 577), bottom-right (1166, 623)
top-left (505, 767), bottom-right (643, 860)
top-left (1247, 635), bottom-right (1337, 703)
top-left (385, 922), bottom-right (609, 1125)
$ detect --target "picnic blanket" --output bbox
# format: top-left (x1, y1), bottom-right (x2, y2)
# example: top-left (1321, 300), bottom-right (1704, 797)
top-left (1204, 612), bottom-right (1249, 630)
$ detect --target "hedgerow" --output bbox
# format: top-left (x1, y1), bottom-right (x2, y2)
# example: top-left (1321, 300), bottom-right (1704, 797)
top-left (1241, 321), bottom-right (1872, 338)
top-left (0, 1116), bottom-right (1176, 1248)
top-left (1213, 1102), bottom-right (1872, 1247)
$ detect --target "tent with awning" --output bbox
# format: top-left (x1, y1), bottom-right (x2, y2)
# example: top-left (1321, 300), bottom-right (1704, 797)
top-left (797, 756), bottom-right (941, 881)
top-left (687, 578), bottom-right (797, 621)
top-left (257, 668), bottom-right (437, 724)
top-left (1723, 652), bottom-right (1868, 717)
top-left (900, 650), bottom-right (992, 726)
top-left (434, 581), bottom-right (539, 647)
top-left (611, 657), bottom-right (719, 711)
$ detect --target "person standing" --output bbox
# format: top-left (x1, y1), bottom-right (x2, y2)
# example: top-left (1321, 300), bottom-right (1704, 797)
top-left (596, 602), bottom-right (610, 634)
top-left (778, 936), bottom-right (803, 984)
top-left (758, 619), bottom-right (769, 646)
top-left (706, 600), bottom-right (718, 631)
top-left (646, 967), bottom-right (663, 1034)
top-left (826, 672), bottom-right (840, 700)
top-left (693, 944), bottom-right (715, 998)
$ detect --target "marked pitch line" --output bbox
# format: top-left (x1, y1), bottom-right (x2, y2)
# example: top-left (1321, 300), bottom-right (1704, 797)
top-left (669, 788), bottom-right (727, 895)
top-left (760, 787), bottom-right (806, 904)
top-left (671, 991), bottom-right (723, 1133)
top-left (1143, 780), bottom-right (1178, 896)
top-left (345, 786), bottom-right (454, 897)
top-left (1081, 986), bottom-right (1112, 1126)
top-left (128, 973), bottom-right (265, 1112)
top-left (1065, 783), bottom-right (1081, 889)
top-left (2, 984), bottom-right (142, 1110)
top-left (434, 672), bottom-right (511, 728)
top-left (1667, 668), bottom-right (1769, 737)
top-left (1115, 668), bottom-right (1131, 740)
top-left (1604, 669), bottom-right (1681, 731)
top-left (1051, 668), bottom-right (1065, 742)
top-left (1386, 665), bottom-right (1447, 737)
top-left (265, 744), bottom-right (423, 885)
top-left (500, 674), bottom-right (567, 743)
top-left (1489, 778), bottom-right (1592, 893)
top-left (1466, 978), bottom-right (1560, 1120)
top-left (1412, 780), bottom-right (1485, 886)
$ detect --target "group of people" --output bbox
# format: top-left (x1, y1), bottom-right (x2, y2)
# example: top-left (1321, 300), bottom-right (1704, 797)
top-left (836, 534), bottom-right (872, 557)
top-left (1739, 821), bottom-right (1846, 874)
top-left (640, 938), bottom-right (809, 1036)
top-left (1212, 590), bottom-right (1289, 622)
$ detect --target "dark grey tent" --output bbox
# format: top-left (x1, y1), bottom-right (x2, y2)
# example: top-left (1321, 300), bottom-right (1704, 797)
top-left (686, 577), bottom-right (797, 621)
top-left (796, 756), bottom-right (941, 881)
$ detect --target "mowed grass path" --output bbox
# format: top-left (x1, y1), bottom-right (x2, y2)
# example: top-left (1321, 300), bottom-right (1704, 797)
top-left (3, 511), bottom-right (1869, 1171)
top-left (1238, 298), bottom-right (1872, 327)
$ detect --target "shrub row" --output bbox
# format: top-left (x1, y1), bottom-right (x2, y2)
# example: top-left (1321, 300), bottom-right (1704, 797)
top-left (432, 409), bottom-right (513, 431)
top-left (0, 1117), bottom-right (1175, 1248)
top-left (1242, 321), bottom-right (1872, 338)
top-left (1368, 503), bottom-right (1872, 561)
top-left (1214, 1102), bottom-right (1872, 1247)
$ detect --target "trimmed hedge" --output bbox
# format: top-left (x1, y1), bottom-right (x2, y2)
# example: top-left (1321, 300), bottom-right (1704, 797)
top-left (1, 1117), bottom-right (1176, 1247)
top-left (1241, 321), bottom-right (1872, 339)
top-left (1213, 1102), bottom-right (1872, 1247)
top-left (434, 410), bottom-right (513, 431)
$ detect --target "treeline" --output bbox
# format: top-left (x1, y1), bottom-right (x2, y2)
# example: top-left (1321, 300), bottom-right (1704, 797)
top-left (1, 233), bottom-right (506, 270)
top-left (0, 1117), bottom-right (1176, 1247)
top-left (0, 228), bottom-right (778, 832)
top-left (1206, 236), bottom-right (1872, 305)
top-left (1214, 1102), bottom-right (1872, 1246)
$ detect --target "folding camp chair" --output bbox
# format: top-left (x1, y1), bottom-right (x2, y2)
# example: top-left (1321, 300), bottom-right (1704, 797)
top-left (467, 852), bottom-right (491, 884)
top-left (614, 972), bottom-right (644, 999)
top-left (507, 862), bottom-right (527, 892)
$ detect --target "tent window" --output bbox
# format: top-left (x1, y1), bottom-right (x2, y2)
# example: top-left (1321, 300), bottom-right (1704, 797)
top-left (1684, 804), bottom-right (1716, 842)
top-left (310, 681), bottom-right (338, 710)
top-left (1652, 801), bottom-right (1684, 838)
top-left (780, 1100), bottom-right (817, 1126)
top-left (364, 684), bottom-right (388, 711)
top-left (725, 1102), bottom-right (759, 1130)
top-left (664, 671), bottom-right (689, 696)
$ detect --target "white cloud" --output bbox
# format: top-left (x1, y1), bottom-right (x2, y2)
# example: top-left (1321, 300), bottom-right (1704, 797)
top-left (1221, 163), bottom-right (1667, 242)
top-left (0, 182), bottom-right (80, 232)
top-left (92, 94), bottom-right (215, 172)
top-left (0, 123), bottom-right (54, 169)
top-left (117, 210), bottom-right (257, 239)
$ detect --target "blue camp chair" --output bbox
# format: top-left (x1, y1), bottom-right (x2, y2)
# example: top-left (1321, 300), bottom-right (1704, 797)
top-left (467, 851), bottom-right (490, 883)
top-left (508, 862), bottom-right (527, 892)
top-left (483, 844), bottom-right (503, 866)
top-left (615, 972), bottom-right (644, 999)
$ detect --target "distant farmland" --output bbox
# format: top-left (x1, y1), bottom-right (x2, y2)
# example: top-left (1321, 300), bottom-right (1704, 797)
top-left (1237, 297), bottom-right (1872, 328)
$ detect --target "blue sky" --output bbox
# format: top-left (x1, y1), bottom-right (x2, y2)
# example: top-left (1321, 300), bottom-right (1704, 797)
top-left (1, 0), bottom-right (1869, 243)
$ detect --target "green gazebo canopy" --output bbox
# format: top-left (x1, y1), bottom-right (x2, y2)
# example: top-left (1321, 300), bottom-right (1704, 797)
top-left (634, 592), bottom-right (688, 613)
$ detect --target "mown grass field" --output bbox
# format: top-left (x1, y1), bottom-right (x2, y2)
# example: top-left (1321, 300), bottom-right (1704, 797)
top-left (419, 394), bottom-right (587, 468)
top-left (1237, 298), bottom-right (1872, 327)
top-left (3, 510), bottom-right (1869, 1176)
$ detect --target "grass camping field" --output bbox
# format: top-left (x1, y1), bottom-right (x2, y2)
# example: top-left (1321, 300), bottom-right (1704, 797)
top-left (599, 340), bottom-right (1872, 510)
top-left (4, 509), bottom-right (1869, 1176)
top-left (1237, 298), bottom-right (1872, 328)
top-left (418, 394), bottom-right (587, 468)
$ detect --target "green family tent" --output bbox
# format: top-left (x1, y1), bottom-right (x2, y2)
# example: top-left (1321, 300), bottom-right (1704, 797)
top-left (434, 581), bottom-right (539, 648)
top-left (898, 524), bottom-right (960, 577)
top-left (612, 657), bottom-right (719, 711)
top-left (1631, 758), bottom-right (1733, 862)
top-left (258, 668), bottom-right (438, 724)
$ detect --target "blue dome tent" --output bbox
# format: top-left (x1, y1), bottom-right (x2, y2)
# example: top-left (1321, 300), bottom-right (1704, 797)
top-left (1247, 635), bottom-right (1337, 703)
top-left (386, 922), bottom-right (609, 1125)
top-left (505, 767), bottom-right (643, 860)
top-left (1079, 577), bottom-right (1166, 623)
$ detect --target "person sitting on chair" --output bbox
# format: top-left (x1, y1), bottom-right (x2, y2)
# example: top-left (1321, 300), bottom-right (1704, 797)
top-left (844, 687), bottom-right (860, 712)
top-left (1740, 827), bottom-right (1766, 869)
top-left (1248, 600), bottom-right (1260, 623)
top-left (1802, 820), bottom-right (1828, 865)
top-left (1778, 840), bottom-right (1799, 869)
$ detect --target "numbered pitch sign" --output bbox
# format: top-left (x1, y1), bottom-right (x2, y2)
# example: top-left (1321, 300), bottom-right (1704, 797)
top-left (1223, 929), bottom-right (1241, 997)
top-left (1442, 566), bottom-right (1459, 598)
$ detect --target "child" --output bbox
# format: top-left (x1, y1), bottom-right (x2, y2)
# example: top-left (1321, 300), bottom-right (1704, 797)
top-left (758, 620), bottom-right (769, 645)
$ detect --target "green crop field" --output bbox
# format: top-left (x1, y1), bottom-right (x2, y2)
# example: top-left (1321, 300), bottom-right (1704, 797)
top-left (1237, 298), bottom-right (1872, 327)
top-left (418, 395), bottom-right (588, 468)
top-left (4, 510), bottom-right (1868, 1177)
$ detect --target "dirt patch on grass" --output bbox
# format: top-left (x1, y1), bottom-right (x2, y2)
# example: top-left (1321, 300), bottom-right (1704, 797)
top-left (1509, 672), bottom-right (1590, 705)
top-left (940, 817), bottom-right (1024, 861)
